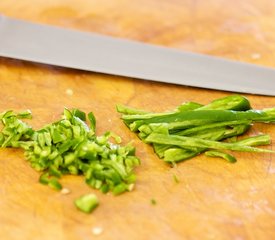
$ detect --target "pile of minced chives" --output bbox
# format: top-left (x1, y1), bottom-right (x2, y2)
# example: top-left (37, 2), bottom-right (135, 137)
top-left (0, 108), bottom-right (140, 213)
top-left (117, 95), bottom-right (275, 163)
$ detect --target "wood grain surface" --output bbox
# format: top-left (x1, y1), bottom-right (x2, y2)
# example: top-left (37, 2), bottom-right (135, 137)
top-left (0, 1), bottom-right (275, 239)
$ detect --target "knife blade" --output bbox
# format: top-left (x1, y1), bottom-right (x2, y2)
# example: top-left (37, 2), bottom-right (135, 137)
top-left (0, 15), bottom-right (274, 96)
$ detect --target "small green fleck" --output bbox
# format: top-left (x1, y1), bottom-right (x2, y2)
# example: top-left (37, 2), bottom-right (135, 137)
top-left (151, 199), bottom-right (157, 205)
top-left (173, 174), bottom-right (179, 183)
top-left (39, 173), bottom-right (62, 190)
top-left (17, 110), bottom-right (32, 119)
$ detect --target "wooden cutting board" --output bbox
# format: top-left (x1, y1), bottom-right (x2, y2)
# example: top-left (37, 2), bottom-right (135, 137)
top-left (0, 1), bottom-right (275, 239)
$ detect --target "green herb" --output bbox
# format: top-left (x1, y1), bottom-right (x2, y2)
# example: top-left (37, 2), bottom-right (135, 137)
top-left (0, 108), bottom-right (140, 213)
top-left (235, 134), bottom-right (271, 146)
top-left (146, 133), bottom-right (273, 153)
top-left (197, 95), bottom-right (251, 111)
top-left (117, 95), bottom-right (275, 163)
top-left (116, 104), bottom-right (150, 115)
top-left (74, 193), bottom-right (99, 213)
top-left (48, 178), bottom-right (63, 190)
top-left (205, 150), bottom-right (237, 163)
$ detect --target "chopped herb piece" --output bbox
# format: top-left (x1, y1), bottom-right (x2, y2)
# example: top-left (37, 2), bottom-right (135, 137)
top-left (39, 172), bottom-right (50, 185)
top-left (88, 112), bottom-right (96, 132)
top-left (113, 183), bottom-right (127, 195)
top-left (74, 193), bottom-right (99, 213)
top-left (173, 174), bottom-right (180, 183)
top-left (146, 133), bottom-right (273, 153)
top-left (205, 150), bottom-right (237, 163)
top-left (48, 178), bottom-right (63, 190)
top-left (71, 109), bottom-right (86, 121)
top-left (39, 172), bottom-right (62, 190)
top-left (17, 110), bottom-right (32, 119)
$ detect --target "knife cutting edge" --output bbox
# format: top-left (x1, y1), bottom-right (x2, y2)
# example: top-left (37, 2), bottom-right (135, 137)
top-left (0, 15), bottom-right (274, 96)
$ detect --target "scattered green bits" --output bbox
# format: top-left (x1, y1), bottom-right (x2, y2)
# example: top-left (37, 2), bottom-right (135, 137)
top-left (74, 193), bottom-right (99, 213)
top-left (0, 108), bottom-right (140, 213)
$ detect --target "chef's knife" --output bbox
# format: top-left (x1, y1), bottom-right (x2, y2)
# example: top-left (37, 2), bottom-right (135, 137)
top-left (0, 15), bottom-right (275, 96)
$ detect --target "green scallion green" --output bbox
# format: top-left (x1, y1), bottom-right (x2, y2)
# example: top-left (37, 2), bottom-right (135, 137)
top-left (74, 193), bottom-right (99, 213)
top-left (0, 108), bottom-right (140, 213)
top-left (117, 95), bottom-right (275, 164)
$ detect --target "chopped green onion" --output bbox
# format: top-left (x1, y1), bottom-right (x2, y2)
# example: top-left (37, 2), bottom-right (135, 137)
top-left (205, 150), bottom-right (237, 163)
top-left (117, 95), bottom-right (275, 163)
top-left (48, 178), bottom-right (63, 190)
top-left (0, 108), bottom-right (140, 213)
top-left (71, 109), bottom-right (86, 121)
top-left (17, 110), bottom-right (32, 119)
top-left (146, 133), bottom-right (273, 153)
top-left (74, 193), bottom-right (99, 213)
top-left (88, 112), bottom-right (96, 132)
